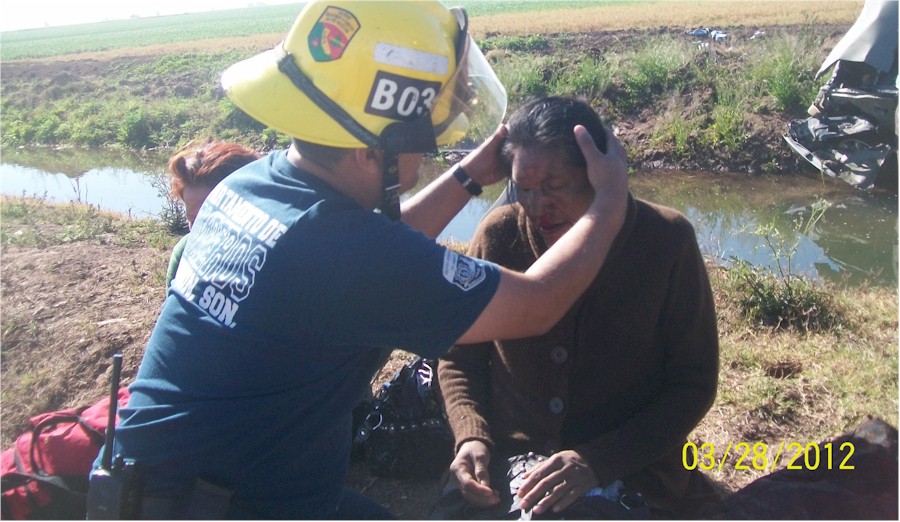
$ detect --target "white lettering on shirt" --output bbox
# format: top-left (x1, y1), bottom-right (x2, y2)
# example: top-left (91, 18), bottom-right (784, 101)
top-left (173, 184), bottom-right (288, 328)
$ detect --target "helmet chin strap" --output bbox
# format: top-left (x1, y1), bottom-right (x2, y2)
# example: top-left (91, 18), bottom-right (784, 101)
top-left (380, 152), bottom-right (402, 220)
top-left (275, 46), bottom-right (438, 221)
top-left (377, 119), bottom-right (438, 220)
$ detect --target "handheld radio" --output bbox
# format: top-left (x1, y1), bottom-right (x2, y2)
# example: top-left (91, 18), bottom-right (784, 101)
top-left (86, 354), bottom-right (141, 519)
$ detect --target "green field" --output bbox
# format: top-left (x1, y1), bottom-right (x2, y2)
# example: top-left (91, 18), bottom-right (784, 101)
top-left (0, 0), bottom-right (858, 62)
top-left (0, 4), bottom-right (303, 61)
top-left (0, 1), bottom-right (619, 61)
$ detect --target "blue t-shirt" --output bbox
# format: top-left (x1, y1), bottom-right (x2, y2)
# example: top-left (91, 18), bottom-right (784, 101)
top-left (112, 151), bottom-right (500, 518)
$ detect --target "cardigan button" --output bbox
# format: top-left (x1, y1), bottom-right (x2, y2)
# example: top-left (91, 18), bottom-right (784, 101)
top-left (548, 396), bottom-right (565, 415)
top-left (550, 346), bottom-right (569, 364)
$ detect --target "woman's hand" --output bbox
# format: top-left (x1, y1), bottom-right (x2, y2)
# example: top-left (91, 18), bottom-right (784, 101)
top-left (449, 440), bottom-right (501, 508)
top-left (459, 124), bottom-right (510, 187)
top-left (516, 450), bottom-right (600, 515)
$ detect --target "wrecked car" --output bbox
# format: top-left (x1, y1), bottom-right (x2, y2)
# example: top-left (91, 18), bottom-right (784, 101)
top-left (783, 0), bottom-right (897, 190)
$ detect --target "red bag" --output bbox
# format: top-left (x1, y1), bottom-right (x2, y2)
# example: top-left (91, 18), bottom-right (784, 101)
top-left (1, 388), bottom-right (130, 520)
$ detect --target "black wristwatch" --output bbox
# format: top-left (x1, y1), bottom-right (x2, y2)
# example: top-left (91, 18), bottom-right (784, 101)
top-left (452, 164), bottom-right (483, 196)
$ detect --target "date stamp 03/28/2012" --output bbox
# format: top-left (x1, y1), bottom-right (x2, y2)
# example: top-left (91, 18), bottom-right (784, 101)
top-left (682, 441), bottom-right (856, 472)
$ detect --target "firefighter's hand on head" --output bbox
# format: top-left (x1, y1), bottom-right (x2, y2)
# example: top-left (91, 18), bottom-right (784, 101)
top-left (576, 125), bottom-right (628, 204)
top-left (459, 124), bottom-right (510, 188)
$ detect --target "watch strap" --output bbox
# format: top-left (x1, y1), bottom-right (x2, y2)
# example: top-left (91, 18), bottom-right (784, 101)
top-left (452, 164), bottom-right (483, 196)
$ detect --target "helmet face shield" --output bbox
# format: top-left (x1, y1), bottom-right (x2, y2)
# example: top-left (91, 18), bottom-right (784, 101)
top-left (431, 35), bottom-right (507, 150)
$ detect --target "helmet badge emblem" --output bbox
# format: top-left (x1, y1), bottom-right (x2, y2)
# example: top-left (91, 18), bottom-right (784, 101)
top-left (308, 6), bottom-right (360, 62)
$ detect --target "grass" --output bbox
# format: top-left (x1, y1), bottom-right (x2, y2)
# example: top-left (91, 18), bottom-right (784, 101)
top-left (746, 31), bottom-right (825, 114)
top-left (0, 195), bottom-right (178, 250)
top-left (488, 52), bottom-right (553, 101)
top-left (556, 56), bottom-right (616, 102)
top-left (653, 104), bottom-right (697, 159)
top-left (0, 1), bottom-right (598, 61)
top-left (0, 4), bottom-right (302, 61)
top-left (723, 260), bottom-right (846, 332)
top-left (620, 36), bottom-right (693, 112)
top-left (713, 200), bottom-right (849, 332)
top-left (1, 49), bottom-right (253, 148)
top-left (0, 1), bottom-right (863, 158)
top-left (1, 1), bottom-right (861, 61)
top-left (690, 199), bottom-right (897, 488)
top-left (699, 264), bottom-right (897, 489)
top-left (1, 195), bottom-right (894, 495)
top-left (1, 31), bottom-right (799, 152)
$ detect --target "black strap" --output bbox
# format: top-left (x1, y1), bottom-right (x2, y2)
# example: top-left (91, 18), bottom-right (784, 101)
top-left (29, 411), bottom-right (104, 479)
top-left (274, 46), bottom-right (380, 148)
top-left (1, 470), bottom-right (85, 496)
top-left (0, 409), bottom-right (105, 496)
top-left (353, 391), bottom-right (387, 447)
top-left (380, 152), bottom-right (401, 220)
top-left (5, 443), bottom-right (89, 497)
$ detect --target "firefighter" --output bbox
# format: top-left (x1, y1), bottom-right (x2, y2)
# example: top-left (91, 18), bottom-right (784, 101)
top-left (89, 1), bottom-right (628, 518)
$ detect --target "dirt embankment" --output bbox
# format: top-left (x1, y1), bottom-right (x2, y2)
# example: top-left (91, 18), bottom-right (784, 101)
top-left (0, 24), bottom-right (852, 175)
top-left (0, 215), bottom-right (443, 518)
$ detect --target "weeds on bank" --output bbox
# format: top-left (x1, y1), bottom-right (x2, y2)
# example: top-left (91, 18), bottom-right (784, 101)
top-left (701, 266), bottom-right (898, 489)
top-left (1, 51), bottom-right (255, 150)
top-left (480, 34), bottom-right (549, 53)
top-left (724, 261), bottom-right (845, 332)
top-left (652, 105), bottom-right (695, 159)
top-left (1, 195), bottom-right (113, 247)
top-left (702, 83), bottom-right (748, 154)
top-left (698, 213), bottom-right (896, 489)
top-left (0, 27), bottom-right (863, 161)
top-left (148, 171), bottom-right (190, 234)
top-left (718, 200), bottom-right (845, 332)
top-left (557, 57), bottom-right (615, 102)
top-left (0, 24), bottom-right (864, 171)
top-left (488, 52), bottom-right (552, 100)
top-left (0, 195), bottom-right (177, 250)
top-left (619, 37), bottom-right (692, 113)
top-left (745, 30), bottom-right (824, 114)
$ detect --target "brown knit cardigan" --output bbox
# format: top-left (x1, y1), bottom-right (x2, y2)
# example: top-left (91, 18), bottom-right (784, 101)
top-left (439, 195), bottom-right (720, 515)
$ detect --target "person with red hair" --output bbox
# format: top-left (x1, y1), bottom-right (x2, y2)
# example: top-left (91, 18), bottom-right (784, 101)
top-left (165, 141), bottom-right (260, 287)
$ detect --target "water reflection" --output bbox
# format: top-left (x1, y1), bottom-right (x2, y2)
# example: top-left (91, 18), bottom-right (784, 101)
top-left (1, 147), bottom-right (170, 219)
top-left (1, 147), bottom-right (896, 288)
top-left (628, 171), bottom-right (898, 288)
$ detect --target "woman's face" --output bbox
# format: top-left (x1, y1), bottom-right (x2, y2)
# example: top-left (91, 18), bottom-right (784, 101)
top-left (510, 146), bottom-right (594, 247)
top-left (181, 184), bottom-right (213, 227)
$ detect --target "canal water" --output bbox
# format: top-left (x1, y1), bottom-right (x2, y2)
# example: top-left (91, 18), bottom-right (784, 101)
top-left (1, 147), bottom-right (896, 289)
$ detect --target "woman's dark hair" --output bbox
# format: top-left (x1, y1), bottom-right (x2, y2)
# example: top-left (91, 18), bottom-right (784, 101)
top-left (169, 141), bottom-right (260, 200)
top-left (502, 96), bottom-right (607, 169)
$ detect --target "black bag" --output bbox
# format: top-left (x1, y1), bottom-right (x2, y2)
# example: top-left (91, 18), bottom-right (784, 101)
top-left (353, 357), bottom-right (454, 480)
